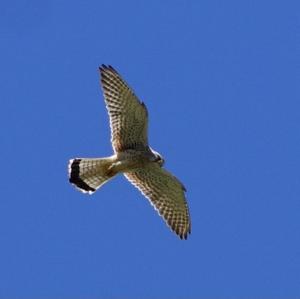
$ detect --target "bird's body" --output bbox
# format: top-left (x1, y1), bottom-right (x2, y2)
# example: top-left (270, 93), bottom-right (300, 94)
top-left (68, 65), bottom-right (191, 239)
top-left (110, 149), bottom-right (159, 175)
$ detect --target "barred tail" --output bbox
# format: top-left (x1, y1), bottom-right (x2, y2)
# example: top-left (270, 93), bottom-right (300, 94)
top-left (68, 157), bottom-right (117, 194)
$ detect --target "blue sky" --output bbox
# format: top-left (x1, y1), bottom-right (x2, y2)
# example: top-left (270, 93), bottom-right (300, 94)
top-left (0, 0), bottom-right (299, 298)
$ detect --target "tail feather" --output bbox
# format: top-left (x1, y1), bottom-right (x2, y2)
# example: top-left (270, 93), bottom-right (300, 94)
top-left (68, 157), bottom-right (116, 194)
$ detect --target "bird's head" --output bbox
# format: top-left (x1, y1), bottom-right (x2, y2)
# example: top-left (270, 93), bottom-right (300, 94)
top-left (151, 149), bottom-right (165, 167)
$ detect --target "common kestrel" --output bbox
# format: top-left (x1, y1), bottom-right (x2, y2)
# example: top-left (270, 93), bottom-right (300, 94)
top-left (68, 65), bottom-right (191, 239)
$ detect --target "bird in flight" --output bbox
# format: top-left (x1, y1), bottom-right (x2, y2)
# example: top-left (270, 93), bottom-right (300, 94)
top-left (68, 65), bottom-right (191, 239)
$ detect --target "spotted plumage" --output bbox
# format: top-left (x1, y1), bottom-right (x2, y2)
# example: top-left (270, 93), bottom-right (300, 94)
top-left (68, 65), bottom-right (191, 239)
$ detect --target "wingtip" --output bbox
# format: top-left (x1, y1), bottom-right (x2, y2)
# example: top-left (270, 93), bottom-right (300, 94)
top-left (108, 65), bottom-right (116, 72)
top-left (173, 226), bottom-right (190, 240)
top-left (180, 231), bottom-right (189, 240)
top-left (99, 64), bottom-right (117, 73)
top-left (99, 64), bottom-right (106, 72)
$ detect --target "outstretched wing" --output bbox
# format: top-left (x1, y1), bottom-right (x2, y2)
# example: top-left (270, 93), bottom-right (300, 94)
top-left (100, 65), bottom-right (149, 153)
top-left (124, 164), bottom-right (191, 239)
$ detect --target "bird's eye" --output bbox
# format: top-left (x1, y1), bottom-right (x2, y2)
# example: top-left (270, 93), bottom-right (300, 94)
top-left (156, 156), bottom-right (164, 166)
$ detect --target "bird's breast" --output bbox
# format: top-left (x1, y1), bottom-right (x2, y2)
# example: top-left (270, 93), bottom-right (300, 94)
top-left (115, 150), bottom-right (152, 172)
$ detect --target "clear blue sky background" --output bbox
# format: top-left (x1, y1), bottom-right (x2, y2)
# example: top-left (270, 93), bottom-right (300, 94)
top-left (0, 0), bottom-right (299, 298)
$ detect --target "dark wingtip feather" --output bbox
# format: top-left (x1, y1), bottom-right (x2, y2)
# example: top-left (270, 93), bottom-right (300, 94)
top-left (108, 65), bottom-right (117, 72)
top-left (99, 64), bottom-right (119, 76)
top-left (176, 226), bottom-right (191, 240)
top-left (99, 64), bottom-right (108, 73)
